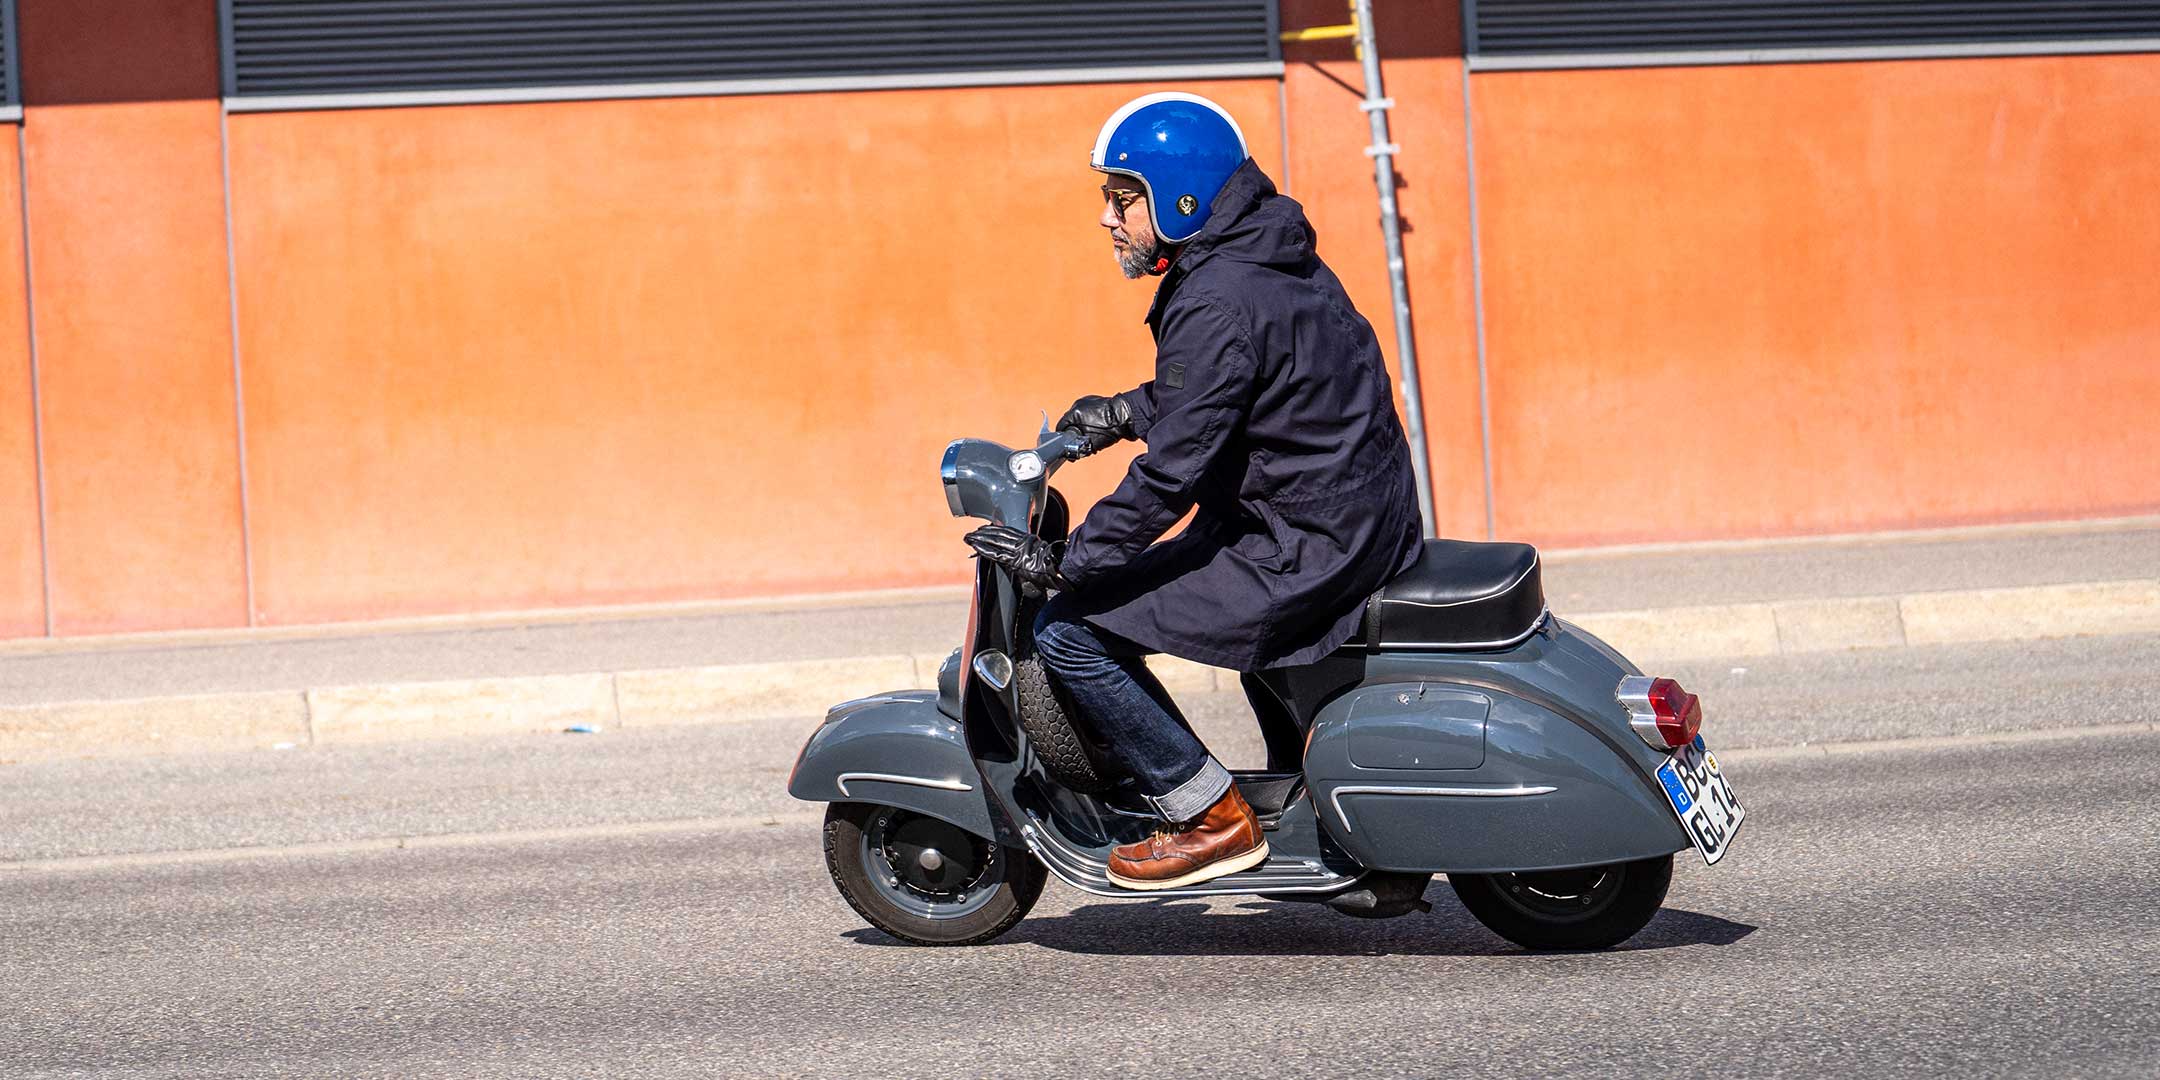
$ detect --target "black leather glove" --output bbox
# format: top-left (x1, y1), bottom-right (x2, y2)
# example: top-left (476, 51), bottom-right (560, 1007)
top-left (1056, 393), bottom-right (1137, 455)
top-left (965, 524), bottom-right (1066, 592)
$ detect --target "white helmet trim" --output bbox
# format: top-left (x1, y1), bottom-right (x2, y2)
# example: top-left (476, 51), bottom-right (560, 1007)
top-left (1088, 91), bottom-right (1250, 170)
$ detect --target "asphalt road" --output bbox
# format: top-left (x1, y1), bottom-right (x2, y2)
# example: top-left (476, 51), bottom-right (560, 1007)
top-left (3, 636), bottom-right (2156, 1078)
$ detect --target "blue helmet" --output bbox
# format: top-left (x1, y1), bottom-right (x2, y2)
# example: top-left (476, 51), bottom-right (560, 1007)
top-left (1091, 92), bottom-right (1250, 245)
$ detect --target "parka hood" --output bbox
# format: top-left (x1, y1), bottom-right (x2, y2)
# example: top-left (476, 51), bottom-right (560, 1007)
top-left (1146, 159), bottom-right (1313, 328)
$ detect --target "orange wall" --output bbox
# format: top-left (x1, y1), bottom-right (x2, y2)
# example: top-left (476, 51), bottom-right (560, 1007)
top-left (18, 0), bottom-right (248, 634)
top-left (1, 2), bottom-right (2154, 639)
top-left (227, 81), bottom-right (1285, 625)
top-left (0, 132), bottom-right (42, 638)
top-left (1281, 0), bottom-right (1486, 539)
top-left (1470, 55), bottom-right (2160, 546)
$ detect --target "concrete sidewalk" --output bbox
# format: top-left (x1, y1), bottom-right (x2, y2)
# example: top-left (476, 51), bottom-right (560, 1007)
top-left (1, 517), bottom-right (2155, 761)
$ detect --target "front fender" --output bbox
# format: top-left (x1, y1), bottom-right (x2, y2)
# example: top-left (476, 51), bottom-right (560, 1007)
top-left (786, 691), bottom-right (1005, 843)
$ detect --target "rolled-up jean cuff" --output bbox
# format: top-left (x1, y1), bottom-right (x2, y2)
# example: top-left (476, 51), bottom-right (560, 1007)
top-left (1146, 756), bottom-right (1233, 823)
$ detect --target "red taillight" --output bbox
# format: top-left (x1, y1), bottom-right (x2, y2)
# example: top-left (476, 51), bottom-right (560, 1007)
top-left (1646, 678), bottom-right (1702, 749)
top-left (1618, 675), bottom-right (1704, 751)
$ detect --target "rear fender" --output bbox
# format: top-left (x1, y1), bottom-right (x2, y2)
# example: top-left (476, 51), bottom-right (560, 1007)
top-left (786, 691), bottom-right (1006, 843)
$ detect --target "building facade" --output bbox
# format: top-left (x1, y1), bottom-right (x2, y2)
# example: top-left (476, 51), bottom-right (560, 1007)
top-left (0, 1), bottom-right (2154, 639)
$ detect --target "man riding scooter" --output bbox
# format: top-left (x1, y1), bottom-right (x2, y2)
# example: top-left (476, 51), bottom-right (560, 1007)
top-left (964, 92), bottom-right (1424, 891)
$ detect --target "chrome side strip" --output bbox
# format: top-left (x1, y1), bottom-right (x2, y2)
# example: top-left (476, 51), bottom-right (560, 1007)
top-left (1328, 783), bottom-right (1556, 834)
top-left (834, 772), bottom-right (974, 797)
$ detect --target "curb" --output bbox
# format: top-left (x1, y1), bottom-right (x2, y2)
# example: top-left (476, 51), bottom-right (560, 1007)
top-left (3, 577), bottom-right (2154, 763)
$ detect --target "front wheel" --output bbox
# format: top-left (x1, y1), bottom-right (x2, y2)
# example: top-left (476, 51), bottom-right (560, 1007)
top-left (1448, 854), bottom-right (1674, 951)
top-left (822, 802), bottom-right (1046, 946)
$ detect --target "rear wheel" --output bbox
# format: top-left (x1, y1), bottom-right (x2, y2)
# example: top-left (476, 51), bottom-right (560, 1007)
top-left (1448, 854), bottom-right (1673, 951)
top-left (822, 802), bottom-right (1045, 946)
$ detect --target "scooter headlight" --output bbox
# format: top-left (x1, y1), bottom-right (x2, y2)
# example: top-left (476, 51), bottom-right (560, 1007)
top-left (941, 440), bottom-right (965, 517)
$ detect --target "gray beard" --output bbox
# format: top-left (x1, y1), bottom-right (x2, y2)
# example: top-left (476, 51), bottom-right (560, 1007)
top-left (1117, 234), bottom-right (1160, 279)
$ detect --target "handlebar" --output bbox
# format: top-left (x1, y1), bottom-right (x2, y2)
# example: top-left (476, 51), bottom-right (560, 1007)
top-left (1036, 428), bottom-right (1089, 465)
top-left (941, 417), bottom-right (1091, 525)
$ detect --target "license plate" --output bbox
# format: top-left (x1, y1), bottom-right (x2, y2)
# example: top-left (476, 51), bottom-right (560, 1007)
top-left (1655, 736), bottom-right (1746, 865)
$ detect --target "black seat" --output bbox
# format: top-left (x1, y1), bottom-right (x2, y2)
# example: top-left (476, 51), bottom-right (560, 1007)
top-left (1360, 540), bottom-right (1545, 650)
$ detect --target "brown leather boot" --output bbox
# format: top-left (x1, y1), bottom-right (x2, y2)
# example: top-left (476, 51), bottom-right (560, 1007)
top-left (1106, 786), bottom-right (1270, 890)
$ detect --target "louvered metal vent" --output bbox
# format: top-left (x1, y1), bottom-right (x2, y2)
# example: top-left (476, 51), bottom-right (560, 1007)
top-left (224, 0), bottom-right (1279, 102)
top-left (1, 0), bottom-right (17, 113)
top-left (1467, 0), bottom-right (2160, 68)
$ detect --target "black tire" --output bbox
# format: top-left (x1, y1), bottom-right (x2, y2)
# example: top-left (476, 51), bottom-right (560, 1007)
top-left (822, 802), bottom-right (1046, 947)
top-left (1012, 653), bottom-right (1120, 794)
top-left (1448, 854), bottom-right (1674, 951)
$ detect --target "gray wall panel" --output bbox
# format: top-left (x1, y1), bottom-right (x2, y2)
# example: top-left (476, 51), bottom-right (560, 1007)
top-left (1466, 0), bottom-right (2160, 68)
top-left (225, 1), bottom-right (1278, 97)
top-left (2, 0), bottom-right (15, 108)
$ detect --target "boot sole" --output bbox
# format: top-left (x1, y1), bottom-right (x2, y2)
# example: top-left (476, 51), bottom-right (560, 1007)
top-left (1107, 840), bottom-right (1272, 892)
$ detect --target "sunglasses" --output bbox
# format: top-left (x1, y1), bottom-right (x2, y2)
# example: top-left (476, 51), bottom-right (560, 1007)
top-left (1101, 185), bottom-right (1146, 218)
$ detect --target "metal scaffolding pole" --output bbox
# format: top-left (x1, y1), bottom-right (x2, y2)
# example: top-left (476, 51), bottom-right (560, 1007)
top-left (1351, 0), bottom-right (1435, 537)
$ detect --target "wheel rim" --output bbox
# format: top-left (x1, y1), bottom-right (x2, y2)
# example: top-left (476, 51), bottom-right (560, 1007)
top-left (859, 806), bottom-right (1002, 920)
top-left (1490, 865), bottom-right (1623, 922)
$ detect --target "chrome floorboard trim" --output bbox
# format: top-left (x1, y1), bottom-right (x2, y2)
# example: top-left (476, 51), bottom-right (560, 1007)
top-left (1019, 817), bottom-right (1362, 899)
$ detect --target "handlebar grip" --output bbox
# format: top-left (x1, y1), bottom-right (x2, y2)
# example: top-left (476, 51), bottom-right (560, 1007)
top-left (1043, 430), bottom-right (1089, 461)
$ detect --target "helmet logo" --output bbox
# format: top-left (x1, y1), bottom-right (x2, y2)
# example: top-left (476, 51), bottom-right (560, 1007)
top-left (1177, 194), bottom-right (1198, 216)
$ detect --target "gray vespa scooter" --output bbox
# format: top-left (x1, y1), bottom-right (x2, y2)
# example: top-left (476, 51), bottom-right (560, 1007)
top-left (788, 422), bottom-right (1746, 949)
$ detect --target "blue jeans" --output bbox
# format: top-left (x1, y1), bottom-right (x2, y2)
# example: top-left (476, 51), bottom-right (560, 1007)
top-left (1032, 595), bottom-right (1232, 822)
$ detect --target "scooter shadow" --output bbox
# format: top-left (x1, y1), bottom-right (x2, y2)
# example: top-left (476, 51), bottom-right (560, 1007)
top-left (846, 891), bottom-right (1757, 957)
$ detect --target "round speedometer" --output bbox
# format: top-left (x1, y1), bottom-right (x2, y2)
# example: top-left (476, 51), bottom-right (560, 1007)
top-left (1008, 451), bottom-right (1044, 483)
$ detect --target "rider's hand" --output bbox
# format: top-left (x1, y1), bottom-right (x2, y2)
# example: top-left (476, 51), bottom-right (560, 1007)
top-left (1056, 394), bottom-right (1137, 455)
top-left (965, 525), bottom-right (1066, 592)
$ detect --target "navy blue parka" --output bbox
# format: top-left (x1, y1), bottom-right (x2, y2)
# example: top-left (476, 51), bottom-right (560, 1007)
top-left (1058, 159), bottom-right (1423, 671)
